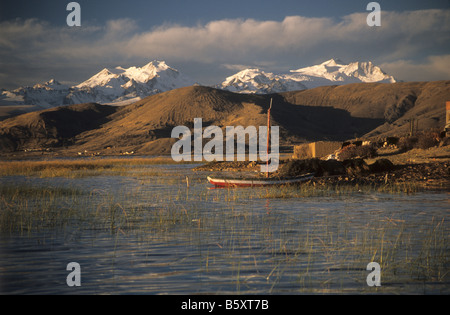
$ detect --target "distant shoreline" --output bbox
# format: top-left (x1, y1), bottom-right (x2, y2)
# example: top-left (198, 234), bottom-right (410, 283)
top-left (2, 145), bottom-right (447, 192)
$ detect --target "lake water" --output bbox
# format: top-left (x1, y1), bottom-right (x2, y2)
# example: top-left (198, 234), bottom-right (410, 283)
top-left (0, 163), bottom-right (448, 294)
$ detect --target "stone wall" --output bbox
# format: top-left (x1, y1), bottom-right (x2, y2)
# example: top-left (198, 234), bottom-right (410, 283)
top-left (293, 141), bottom-right (342, 159)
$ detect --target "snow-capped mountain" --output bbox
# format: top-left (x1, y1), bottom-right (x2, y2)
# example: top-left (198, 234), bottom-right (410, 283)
top-left (0, 59), bottom-right (396, 108)
top-left (288, 59), bottom-right (396, 88)
top-left (0, 61), bottom-right (197, 108)
top-left (219, 59), bottom-right (396, 93)
top-left (0, 79), bottom-right (70, 107)
top-left (219, 68), bottom-right (307, 94)
top-left (69, 60), bottom-right (196, 105)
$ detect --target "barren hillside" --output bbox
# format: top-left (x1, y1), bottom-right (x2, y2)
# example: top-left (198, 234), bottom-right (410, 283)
top-left (0, 81), bottom-right (448, 156)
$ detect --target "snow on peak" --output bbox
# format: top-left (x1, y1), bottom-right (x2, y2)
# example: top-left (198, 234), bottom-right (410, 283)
top-left (121, 60), bottom-right (174, 83)
top-left (342, 61), bottom-right (394, 83)
top-left (1, 61), bottom-right (197, 108)
top-left (1, 59), bottom-right (397, 108)
top-left (219, 59), bottom-right (396, 93)
top-left (220, 68), bottom-right (307, 94)
top-left (69, 60), bottom-right (197, 104)
top-left (0, 78), bottom-right (71, 108)
top-left (45, 79), bottom-right (62, 86)
top-left (76, 68), bottom-right (125, 90)
top-left (76, 60), bottom-right (189, 88)
top-left (141, 60), bottom-right (171, 72)
top-left (290, 59), bottom-right (395, 86)
top-left (223, 68), bottom-right (271, 85)
top-left (321, 58), bottom-right (345, 66)
top-left (32, 79), bottom-right (68, 90)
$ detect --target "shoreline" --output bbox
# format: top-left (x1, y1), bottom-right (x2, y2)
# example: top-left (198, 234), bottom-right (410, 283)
top-left (194, 145), bottom-right (450, 192)
top-left (1, 145), bottom-right (449, 192)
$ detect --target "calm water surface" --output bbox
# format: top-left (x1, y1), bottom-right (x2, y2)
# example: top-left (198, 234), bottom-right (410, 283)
top-left (0, 164), bottom-right (448, 294)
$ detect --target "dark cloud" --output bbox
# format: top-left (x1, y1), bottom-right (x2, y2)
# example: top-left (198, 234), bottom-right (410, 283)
top-left (1, 9), bottom-right (449, 89)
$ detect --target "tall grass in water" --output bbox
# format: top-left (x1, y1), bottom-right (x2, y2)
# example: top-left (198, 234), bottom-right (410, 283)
top-left (255, 180), bottom-right (422, 199)
top-left (0, 182), bottom-right (194, 237)
top-left (0, 157), bottom-right (193, 178)
top-left (354, 216), bottom-right (448, 291)
top-left (0, 161), bottom-right (447, 294)
top-left (250, 211), bottom-right (448, 293)
top-left (0, 184), bottom-right (85, 235)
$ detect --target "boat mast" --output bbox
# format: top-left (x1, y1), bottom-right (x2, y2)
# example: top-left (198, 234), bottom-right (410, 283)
top-left (266, 98), bottom-right (272, 178)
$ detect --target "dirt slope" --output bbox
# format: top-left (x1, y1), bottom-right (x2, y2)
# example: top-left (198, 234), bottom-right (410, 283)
top-left (281, 80), bottom-right (450, 137)
top-left (0, 81), bottom-right (448, 156)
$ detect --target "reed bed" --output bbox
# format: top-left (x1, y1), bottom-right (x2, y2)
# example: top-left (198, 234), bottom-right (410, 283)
top-left (254, 180), bottom-right (422, 200)
top-left (0, 162), bottom-right (447, 294)
top-left (2, 179), bottom-right (447, 293)
top-left (0, 157), bottom-right (192, 178)
top-left (0, 184), bottom-right (84, 235)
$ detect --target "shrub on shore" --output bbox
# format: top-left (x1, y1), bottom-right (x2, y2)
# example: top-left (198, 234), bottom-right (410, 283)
top-left (338, 144), bottom-right (378, 160)
top-left (398, 131), bottom-right (440, 151)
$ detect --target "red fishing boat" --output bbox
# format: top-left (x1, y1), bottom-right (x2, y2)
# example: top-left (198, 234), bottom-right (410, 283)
top-left (207, 173), bottom-right (314, 188)
top-left (206, 98), bottom-right (314, 188)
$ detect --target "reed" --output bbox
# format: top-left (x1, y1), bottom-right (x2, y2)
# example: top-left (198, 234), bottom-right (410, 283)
top-left (0, 184), bottom-right (84, 234)
top-left (254, 180), bottom-right (421, 200)
top-left (0, 162), bottom-right (447, 294)
top-left (0, 157), bottom-right (194, 178)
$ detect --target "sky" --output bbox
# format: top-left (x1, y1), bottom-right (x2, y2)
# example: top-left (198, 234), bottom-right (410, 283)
top-left (0, 0), bottom-right (449, 89)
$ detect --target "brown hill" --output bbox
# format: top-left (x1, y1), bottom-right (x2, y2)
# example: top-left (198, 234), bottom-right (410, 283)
top-left (0, 103), bottom-right (118, 152)
top-left (0, 81), bottom-right (448, 156)
top-left (281, 80), bottom-right (450, 137)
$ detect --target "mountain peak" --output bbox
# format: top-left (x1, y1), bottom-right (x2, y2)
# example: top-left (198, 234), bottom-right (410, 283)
top-left (322, 58), bottom-right (345, 66)
top-left (69, 60), bottom-right (196, 105)
top-left (142, 60), bottom-right (170, 71)
top-left (32, 79), bottom-right (68, 90)
top-left (46, 79), bottom-right (60, 85)
top-left (220, 68), bottom-right (307, 94)
top-left (221, 59), bottom-right (396, 93)
top-left (2, 59), bottom-right (397, 108)
top-left (226, 68), bottom-right (266, 80)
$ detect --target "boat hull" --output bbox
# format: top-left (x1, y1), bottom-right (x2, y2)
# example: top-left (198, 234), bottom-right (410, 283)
top-left (207, 173), bottom-right (314, 187)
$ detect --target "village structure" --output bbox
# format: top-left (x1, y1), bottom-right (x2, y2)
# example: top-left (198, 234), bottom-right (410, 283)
top-left (292, 101), bottom-right (450, 161)
top-left (446, 101), bottom-right (450, 137)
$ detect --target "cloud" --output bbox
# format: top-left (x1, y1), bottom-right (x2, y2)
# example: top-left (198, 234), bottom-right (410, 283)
top-left (122, 9), bottom-right (450, 66)
top-left (0, 9), bottom-right (449, 88)
top-left (122, 16), bottom-right (336, 63)
top-left (381, 55), bottom-right (450, 81)
top-left (0, 18), bottom-right (136, 88)
top-left (222, 64), bottom-right (255, 71)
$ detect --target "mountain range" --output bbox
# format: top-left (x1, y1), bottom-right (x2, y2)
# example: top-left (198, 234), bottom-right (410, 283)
top-left (218, 59), bottom-right (396, 93)
top-left (0, 59), bottom-right (396, 110)
top-left (1, 81), bottom-right (448, 156)
top-left (0, 61), bottom-right (197, 109)
top-left (1, 58), bottom-right (447, 156)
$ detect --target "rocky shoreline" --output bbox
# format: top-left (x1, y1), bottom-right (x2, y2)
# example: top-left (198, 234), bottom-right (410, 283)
top-left (194, 157), bottom-right (450, 191)
top-left (310, 160), bottom-right (449, 191)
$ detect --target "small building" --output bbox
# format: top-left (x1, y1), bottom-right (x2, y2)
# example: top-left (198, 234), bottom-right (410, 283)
top-left (293, 141), bottom-right (342, 159)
